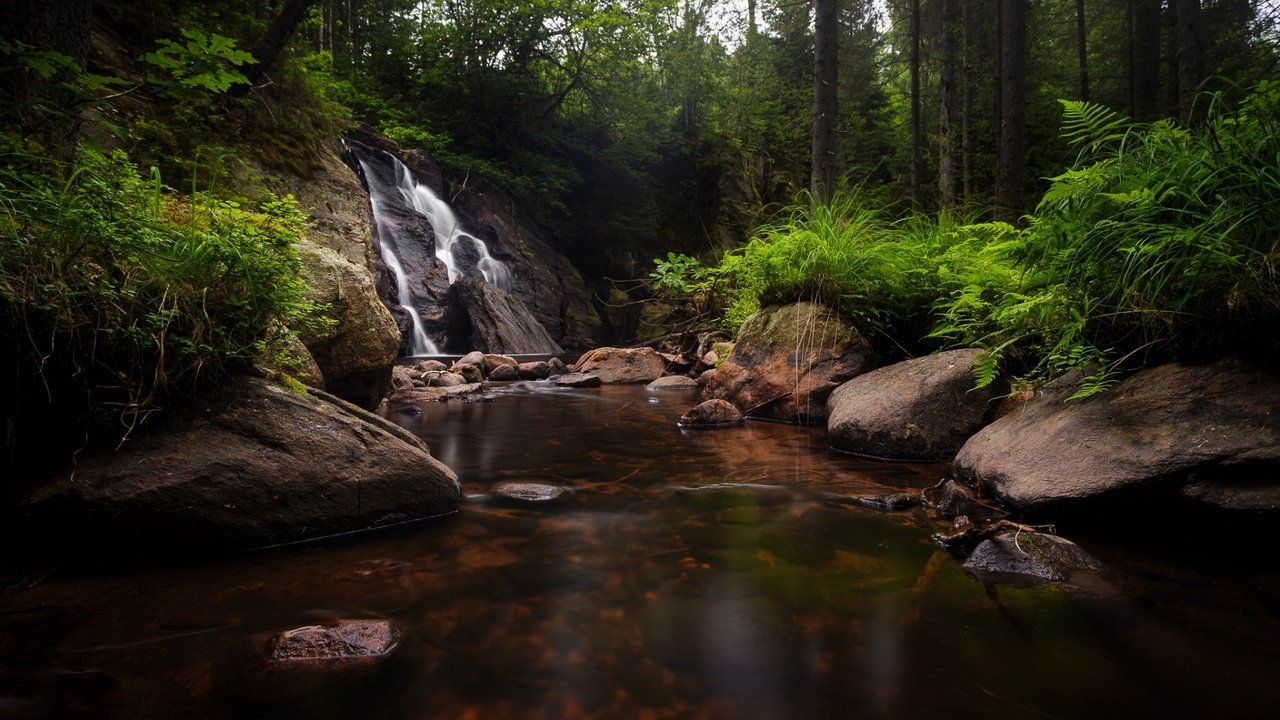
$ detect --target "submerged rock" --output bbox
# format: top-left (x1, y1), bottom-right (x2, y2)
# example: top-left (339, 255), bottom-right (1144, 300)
top-left (490, 482), bottom-right (572, 504)
top-left (922, 479), bottom-right (1008, 520)
top-left (386, 383), bottom-right (483, 403)
top-left (701, 302), bottom-right (874, 424)
top-left (270, 620), bottom-right (401, 665)
top-left (554, 372), bottom-right (602, 388)
top-left (827, 349), bottom-right (1005, 461)
top-left (962, 532), bottom-right (1102, 586)
top-left (572, 347), bottom-right (668, 384)
top-left (954, 360), bottom-right (1280, 512)
top-left (678, 399), bottom-right (744, 428)
top-left (647, 375), bottom-right (699, 391)
top-left (21, 377), bottom-right (460, 555)
top-left (842, 493), bottom-right (921, 511)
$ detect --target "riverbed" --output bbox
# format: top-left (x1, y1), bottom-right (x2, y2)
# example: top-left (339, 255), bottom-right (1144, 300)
top-left (2, 382), bottom-right (1278, 718)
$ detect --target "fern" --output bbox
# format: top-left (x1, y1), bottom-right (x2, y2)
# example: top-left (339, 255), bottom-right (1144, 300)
top-left (1059, 99), bottom-right (1134, 160)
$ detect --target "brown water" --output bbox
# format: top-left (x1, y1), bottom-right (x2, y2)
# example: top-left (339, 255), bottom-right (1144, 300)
top-left (2, 383), bottom-right (1279, 718)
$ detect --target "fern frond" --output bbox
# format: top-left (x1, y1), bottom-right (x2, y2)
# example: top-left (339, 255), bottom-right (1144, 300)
top-left (1059, 99), bottom-right (1132, 158)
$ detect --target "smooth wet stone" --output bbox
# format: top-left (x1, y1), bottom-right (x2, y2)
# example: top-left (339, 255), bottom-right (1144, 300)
top-left (488, 364), bottom-right (519, 381)
top-left (414, 359), bottom-right (449, 373)
top-left (386, 383), bottom-right (483, 403)
top-left (678, 399), bottom-right (743, 427)
top-left (571, 347), bottom-right (666, 384)
top-left (423, 370), bottom-right (465, 388)
top-left (229, 620), bottom-right (402, 704)
top-left (646, 375), bottom-right (699, 391)
top-left (555, 373), bottom-right (602, 388)
top-left (455, 351), bottom-right (485, 367)
top-left (845, 493), bottom-right (921, 511)
top-left (962, 531), bottom-right (1102, 586)
top-left (270, 620), bottom-right (401, 664)
top-left (671, 483), bottom-right (793, 508)
top-left (451, 363), bottom-right (482, 383)
top-left (517, 361), bottom-right (552, 380)
top-left (490, 482), bottom-right (572, 504)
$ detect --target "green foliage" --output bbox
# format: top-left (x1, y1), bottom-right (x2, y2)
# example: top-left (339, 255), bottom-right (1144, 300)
top-left (0, 142), bottom-right (327, 434)
top-left (142, 29), bottom-right (256, 98)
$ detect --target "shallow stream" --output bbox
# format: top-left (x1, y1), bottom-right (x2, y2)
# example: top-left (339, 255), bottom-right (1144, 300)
top-left (2, 383), bottom-right (1278, 718)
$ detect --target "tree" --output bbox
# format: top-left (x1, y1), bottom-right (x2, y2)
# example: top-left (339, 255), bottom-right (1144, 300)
top-left (244, 0), bottom-right (317, 85)
top-left (812, 0), bottom-right (840, 201)
top-left (1130, 0), bottom-right (1161, 120)
top-left (995, 0), bottom-right (1026, 223)
top-left (909, 0), bottom-right (923, 208)
top-left (938, 0), bottom-right (960, 210)
top-left (1175, 0), bottom-right (1205, 122)
top-left (1075, 0), bottom-right (1090, 100)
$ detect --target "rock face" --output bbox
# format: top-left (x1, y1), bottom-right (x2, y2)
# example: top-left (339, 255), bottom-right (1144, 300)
top-left (954, 360), bottom-right (1280, 512)
top-left (572, 347), bottom-right (667, 384)
top-left (296, 240), bottom-right (401, 409)
top-left (21, 376), bottom-right (461, 553)
top-left (701, 302), bottom-right (874, 424)
top-left (827, 349), bottom-right (1004, 461)
top-left (445, 278), bottom-right (564, 354)
top-left (647, 375), bottom-right (699, 391)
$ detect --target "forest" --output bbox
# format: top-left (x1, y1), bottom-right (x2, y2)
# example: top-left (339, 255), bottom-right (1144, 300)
top-left (5, 0), bottom-right (1278, 431)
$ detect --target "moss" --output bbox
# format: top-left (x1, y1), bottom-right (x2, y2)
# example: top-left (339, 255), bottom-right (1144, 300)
top-left (278, 373), bottom-right (309, 396)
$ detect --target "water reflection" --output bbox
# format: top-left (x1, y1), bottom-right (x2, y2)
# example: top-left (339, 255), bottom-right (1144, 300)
top-left (1, 384), bottom-right (1279, 718)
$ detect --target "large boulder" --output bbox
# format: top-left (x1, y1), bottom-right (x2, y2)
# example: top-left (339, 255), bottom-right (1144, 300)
top-left (20, 376), bottom-right (460, 554)
top-left (297, 241), bottom-right (402, 410)
top-left (827, 349), bottom-right (1005, 461)
top-left (572, 347), bottom-right (667, 384)
top-left (445, 278), bottom-right (564, 354)
top-left (701, 302), bottom-right (874, 424)
top-left (954, 360), bottom-right (1280, 512)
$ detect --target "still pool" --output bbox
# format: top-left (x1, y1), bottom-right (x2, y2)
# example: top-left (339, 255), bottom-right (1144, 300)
top-left (2, 383), bottom-right (1278, 718)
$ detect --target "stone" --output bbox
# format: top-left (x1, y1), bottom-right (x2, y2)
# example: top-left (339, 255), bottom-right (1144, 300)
top-left (482, 353), bottom-right (518, 373)
top-left (451, 363), bottom-right (482, 383)
top-left (554, 373), bottom-right (602, 388)
top-left (423, 370), bottom-right (464, 388)
top-left (571, 347), bottom-right (667, 384)
top-left (517, 361), bottom-right (552, 380)
top-left (455, 351), bottom-right (485, 367)
top-left (389, 365), bottom-right (416, 392)
top-left (678, 399), bottom-right (744, 428)
top-left (231, 619), bottom-right (402, 703)
top-left (646, 375), bottom-right (699, 391)
top-left (547, 357), bottom-right (569, 374)
top-left (414, 359), bottom-right (449, 373)
top-left (921, 479), bottom-right (1008, 520)
top-left (701, 302), bottom-right (874, 424)
top-left (296, 241), bottom-right (401, 410)
top-left (386, 383), bottom-right (483, 403)
top-left (490, 482), bottom-right (572, 504)
top-left (954, 360), bottom-right (1280, 512)
top-left (844, 493), bottom-right (921, 511)
top-left (488, 364), bottom-right (519, 381)
top-left (827, 349), bottom-right (1005, 461)
top-left (20, 377), bottom-right (460, 554)
top-left (962, 532), bottom-right (1102, 586)
top-left (445, 277), bottom-right (565, 354)
top-left (270, 620), bottom-right (400, 665)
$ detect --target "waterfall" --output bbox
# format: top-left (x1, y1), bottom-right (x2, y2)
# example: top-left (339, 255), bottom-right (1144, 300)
top-left (349, 140), bottom-right (512, 356)
top-left (389, 159), bottom-right (511, 289)
top-left (367, 193), bottom-right (439, 355)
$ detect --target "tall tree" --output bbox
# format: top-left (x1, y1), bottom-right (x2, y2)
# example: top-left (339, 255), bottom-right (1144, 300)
top-left (1075, 0), bottom-right (1090, 100)
top-left (1175, 0), bottom-right (1205, 122)
top-left (909, 0), bottom-right (923, 208)
top-left (244, 0), bottom-right (318, 84)
top-left (1130, 0), bottom-right (1161, 120)
top-left (812, 0), bottom-right (840, 201)
top-left (961, 0), bottom-right (974, 206)
top-left (938, 0), bottom-right (960, 211)
top-left (995, 0), bottom-right (1026, 223)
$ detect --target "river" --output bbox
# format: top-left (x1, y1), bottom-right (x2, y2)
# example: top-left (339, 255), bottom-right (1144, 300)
top-left (1, 383), bottom-right (1278, 718)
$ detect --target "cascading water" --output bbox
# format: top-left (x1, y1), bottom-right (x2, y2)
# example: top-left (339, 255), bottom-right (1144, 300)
top-left (349, 140), bottom-right (512, 356)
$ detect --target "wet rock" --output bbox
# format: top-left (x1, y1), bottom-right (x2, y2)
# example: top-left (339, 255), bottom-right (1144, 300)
top-left (678, 399), bottom-right (744, 428)
top-left (962, 532), bottom-right (1102, 586)
top-left (701, 302), bottom-right (874, 424)
top-left (456, 350), bottom-right (486, 367)
top-left (414, 359), bottom-right (449, 373)
top-left (296, 241), bottom-right (401, 410)
top-left (843, 493), bottom-right (921, 511)
top-left (451, 363), bottom-right (482, 383)
top-left (490, 482), bottom-right (572, 504)
top-left (232, 619), bottom-right (402, 704)
top-left (386, 383), bottom-right (483, 403)
top-left (389, 365), bottom-right (416, 392)
top-left (445, 278), bottom-right (565, 354)
top-left (671, 483), bottom-right (793, 508)
top-left (555, 373), bottom-right (602, 388)
top-left (827, 349), bottom-right (1006, 461)
top-left (647, 375), bottom-right (699, 391)
top-left (482, 353), bottom-right (519, 375)
top-left (517, 361), bottom-right (552, 380)
top-left (922, 479), bottom-right (1008, 520)
top-left (423, 370), bottom-right (465, 388)
top-left (571, 347), bottom-right (667, 384)
top-left (488, 364), bottom-right (519, 381)
top-left (21, 377), bottom-right (460, 554)
top-left (270, 620), bottom-right (401, 665)
top-left (547, 357), bottom-right (569, 374)
top-left (954, 360), bottom-right (1280, 512)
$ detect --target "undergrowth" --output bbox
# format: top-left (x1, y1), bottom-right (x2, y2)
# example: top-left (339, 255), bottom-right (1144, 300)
top-left (659, 83), bottom-right (1280, 395)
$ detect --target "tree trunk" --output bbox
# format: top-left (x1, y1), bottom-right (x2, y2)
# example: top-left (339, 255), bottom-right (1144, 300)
top-left (1175, 0), bottom-right (1205, 123)
top-left (909, 0), bottom-right (923, 210)
top-left (938, 0), bottom-right (959, 211)
top-left (962, 0), bottom-right (973, 206)
top-left (994, 0), bottom-right (1026, 224)
top-left (1075, 0), bottom-right (1090, 101)
top-left (1131, 0), bottom-right (1161, 120)
top-left (11, 0), bottom-right (93, 157)
top-left (245, 0), bottom-right (318, 84)
top-left (811, 0), bottom-right (839, 202)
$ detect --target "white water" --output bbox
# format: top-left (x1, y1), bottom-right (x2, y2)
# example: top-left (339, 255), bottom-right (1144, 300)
top-left (366, 191), bottom-right (439, 355)
top-left (388, 158), bottom-right (511, 289)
